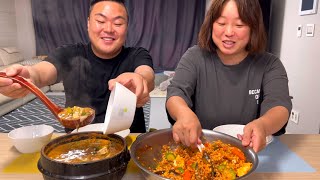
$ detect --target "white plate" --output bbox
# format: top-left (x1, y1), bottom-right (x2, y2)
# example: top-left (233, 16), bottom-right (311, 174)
top-left (213, 124), bottom-right (273, 145)
top-left (71, 123), bottom-right (130, 138)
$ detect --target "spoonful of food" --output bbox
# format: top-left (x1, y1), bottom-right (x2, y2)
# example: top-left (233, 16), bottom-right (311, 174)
top-left (0, 72), bottom-right (95, 129)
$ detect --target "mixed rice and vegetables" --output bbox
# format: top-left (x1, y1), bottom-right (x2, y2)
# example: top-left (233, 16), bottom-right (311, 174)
top-left (152, 140), bottom-right (252, 180)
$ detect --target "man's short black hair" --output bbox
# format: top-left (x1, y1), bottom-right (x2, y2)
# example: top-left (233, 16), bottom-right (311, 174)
top-left (90, 0), bottom-right (125, 8)
top-left (88, 0), bottom-right (128, 19)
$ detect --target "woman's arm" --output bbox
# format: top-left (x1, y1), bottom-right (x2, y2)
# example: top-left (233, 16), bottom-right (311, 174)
top-left (166, 96), bottom-right (202, 147)
top-left (241, 55), bottom-right (292, 152)
top-left (258, 106), bottom-right (289, 136)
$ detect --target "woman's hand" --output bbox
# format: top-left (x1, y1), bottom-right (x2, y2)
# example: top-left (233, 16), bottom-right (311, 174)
top-left (0, 64), bottom-right (32, 98)
top-left (237, 107), bottom-right (290, 152)
top-left (172, 109), bottom-right (202, 148)
top-left (237, 119), bottom-right (267, 152)
top-left (108, 72), bottom-right (150, 107)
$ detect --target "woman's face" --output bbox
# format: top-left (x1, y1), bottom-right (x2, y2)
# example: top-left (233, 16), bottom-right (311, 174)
top-left (212, 0), bottom-right (250, 61)
top-left (87, 1), bottom-right (128, 59)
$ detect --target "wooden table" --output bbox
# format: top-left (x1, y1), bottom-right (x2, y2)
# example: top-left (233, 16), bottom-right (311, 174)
top-left (0, 133), bottom-right (319, 179)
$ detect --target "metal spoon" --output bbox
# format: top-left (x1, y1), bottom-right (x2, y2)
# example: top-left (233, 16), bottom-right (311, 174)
top-left (0, 72), bottom-right (95, 129)
top-left (197, 143), bottom-right (211, 160)
top-left (197, 143), bottom-right (216, 177)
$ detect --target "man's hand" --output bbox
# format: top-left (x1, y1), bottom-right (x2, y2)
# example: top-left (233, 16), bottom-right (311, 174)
top-left (108, 72), bottom-right (150, 107)
top-left (0, 64), bottom-right (32, 98)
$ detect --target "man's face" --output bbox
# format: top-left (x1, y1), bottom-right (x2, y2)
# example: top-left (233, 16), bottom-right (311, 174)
top-left (88, 1), bottom-right (128, 59)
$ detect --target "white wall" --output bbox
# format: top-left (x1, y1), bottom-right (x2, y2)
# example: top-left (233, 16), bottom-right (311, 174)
top-left (15, 0), bottom-right (36, 59)
top-left (0, 0), bottom-right (17, 47)
top-left (0, 0), bottom-right (36, 59)
top-left (271, 0), bottom-right (320, 134)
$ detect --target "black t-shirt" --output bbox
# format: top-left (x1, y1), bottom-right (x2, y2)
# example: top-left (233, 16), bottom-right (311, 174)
top-left (45, 42), bottom-right (153, 133)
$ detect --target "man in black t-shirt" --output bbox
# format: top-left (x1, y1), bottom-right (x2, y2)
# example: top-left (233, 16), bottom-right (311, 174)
top-left (0, 0), bottom-right (155, 133)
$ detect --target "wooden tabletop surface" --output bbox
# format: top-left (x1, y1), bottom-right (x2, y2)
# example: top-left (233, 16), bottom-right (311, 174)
top-left (0, 133), bottom-right (319, 180)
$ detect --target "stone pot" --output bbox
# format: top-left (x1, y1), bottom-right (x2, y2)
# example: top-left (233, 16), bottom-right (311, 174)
top-left (38, 132), bottom-right (130, 180)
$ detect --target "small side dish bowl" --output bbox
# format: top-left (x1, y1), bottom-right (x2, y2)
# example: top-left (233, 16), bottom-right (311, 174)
top-left (8, 124), bottom-right (54, 153)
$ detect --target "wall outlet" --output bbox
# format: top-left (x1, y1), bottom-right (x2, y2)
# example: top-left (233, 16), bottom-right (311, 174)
top-left (290, 109), bottom-right (300, 124)
top-left (297, 25), bottom-right (302, 37)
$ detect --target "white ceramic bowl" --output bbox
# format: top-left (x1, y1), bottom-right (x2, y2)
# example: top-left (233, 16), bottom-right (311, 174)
top-left (8, 124), bottom-right (54, 153)
top-left (71, 123), bottom-right (130, 138)
top-left (103, 82), bottom-right (136, 134)
top-left (213, 124), bottom-right (274, 145)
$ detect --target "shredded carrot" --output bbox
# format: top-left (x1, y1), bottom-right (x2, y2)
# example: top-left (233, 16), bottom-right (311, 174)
top-left (204, 142), bottom-right (210, 147)
top-left (186, 160), bottom-right (192, 166)
top-left (183, 170), bottom-right (192, 180)
top-left (232, 147), bottom-right (245, 160)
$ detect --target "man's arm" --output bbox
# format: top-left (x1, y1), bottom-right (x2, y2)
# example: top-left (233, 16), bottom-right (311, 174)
top-left (108, 65), bottom-right (154, 107)
top-left (0, 61), bottom-right (57, 98)
top-left (134, 65), bottom-right (155, 92)
top-left (27, 61), bottom-right (58, 88)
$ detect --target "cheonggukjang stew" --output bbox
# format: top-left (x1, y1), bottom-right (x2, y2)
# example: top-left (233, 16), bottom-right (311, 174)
top-left (47, 137), bottom-right (123, 163)
top-left (38, 132), bottom-right (130, 180)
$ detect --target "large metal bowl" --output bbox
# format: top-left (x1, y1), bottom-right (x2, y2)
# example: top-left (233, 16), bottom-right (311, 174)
top-left (130, 128), bottom-right (258, 180)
